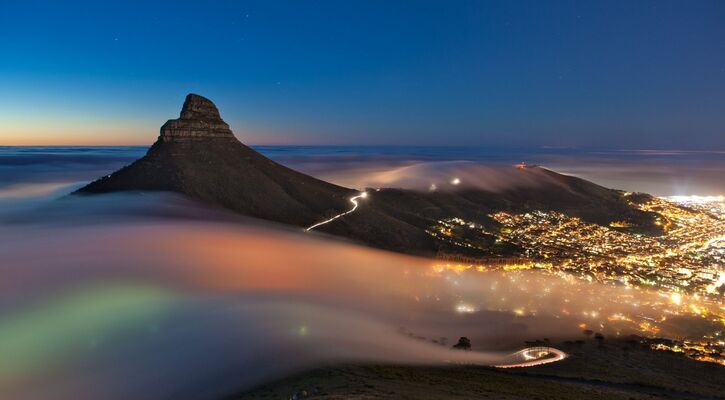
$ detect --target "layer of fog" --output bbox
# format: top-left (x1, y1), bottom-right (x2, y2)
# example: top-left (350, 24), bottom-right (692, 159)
top-left (268, 147), bottom-right (725, 195)
top-left (1, 146), bottom-right (721, 399)
top-left (2, 146), bottom-right (723, 197)
top-left (0, 146), bottom-right (142, 188)
top-left (299, 160), bottom-right (569, 192)
top-left (0, 192), bottom-right (715, 400)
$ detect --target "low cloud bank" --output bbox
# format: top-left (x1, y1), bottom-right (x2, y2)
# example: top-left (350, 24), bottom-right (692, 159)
top-left (323, 160), bottom-right (561, 192)
top-left (0, 194), bottom-right (711, 399)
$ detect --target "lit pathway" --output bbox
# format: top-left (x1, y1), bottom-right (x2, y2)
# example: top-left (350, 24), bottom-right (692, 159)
top-left (306, 192), bottom-right (367, 232)
top-left (493, 347), bottom-right (566, 368)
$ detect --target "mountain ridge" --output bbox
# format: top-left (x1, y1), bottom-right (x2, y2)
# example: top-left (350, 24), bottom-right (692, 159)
top-left (75, 94), bottom-right (661, 256)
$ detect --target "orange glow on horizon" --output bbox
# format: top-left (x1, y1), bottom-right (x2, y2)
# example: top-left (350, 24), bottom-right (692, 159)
top-left (0, 119), bottom-right (154, 146)
top-left (0, 124), bottom-right (323, 147)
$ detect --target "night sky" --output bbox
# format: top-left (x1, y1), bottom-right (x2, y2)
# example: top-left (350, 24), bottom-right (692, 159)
top-left (1, 0), bottom-right (724, 148)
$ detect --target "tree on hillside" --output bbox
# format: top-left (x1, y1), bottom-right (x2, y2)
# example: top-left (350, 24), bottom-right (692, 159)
top-left (594, 332), bottom-right (605, 346)
top-left (452, 337), bottom-right (471, 350)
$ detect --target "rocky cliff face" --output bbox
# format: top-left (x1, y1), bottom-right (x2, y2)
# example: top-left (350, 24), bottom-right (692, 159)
top-left (159, 94), bottom-right (236, 141)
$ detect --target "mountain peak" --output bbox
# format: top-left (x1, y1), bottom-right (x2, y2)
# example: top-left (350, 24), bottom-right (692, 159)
top-left (160, 94), bottom-right (234, 140)
top-left (180, 93), bottom-right (222, 120)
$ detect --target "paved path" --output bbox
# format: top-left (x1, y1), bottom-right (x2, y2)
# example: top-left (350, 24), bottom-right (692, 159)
top-left (306, 192), bottom-right (367, 232)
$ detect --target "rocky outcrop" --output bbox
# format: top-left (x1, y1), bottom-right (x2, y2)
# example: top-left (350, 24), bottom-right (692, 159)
top-left (159, 94), bottom-right (235, 141)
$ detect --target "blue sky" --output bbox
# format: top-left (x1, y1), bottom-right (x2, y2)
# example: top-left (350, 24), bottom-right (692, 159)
top-left (1, 0), bottom-right (724, 147)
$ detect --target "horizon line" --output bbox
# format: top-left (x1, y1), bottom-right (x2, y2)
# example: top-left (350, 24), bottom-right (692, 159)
top-left (1, 143), bottom-right (724, 154)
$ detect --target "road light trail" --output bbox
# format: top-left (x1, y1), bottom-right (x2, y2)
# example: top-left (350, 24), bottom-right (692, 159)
top-left (306, 192), bottom-right (367, 232)
top-left (493, 347), bottom-right (566, 368)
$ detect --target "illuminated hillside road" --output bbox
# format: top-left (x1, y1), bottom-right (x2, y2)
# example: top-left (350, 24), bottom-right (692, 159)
top-left (494, 347), bottom-right (566, 368)
top-left (306, 192), bottom-right (367, 232)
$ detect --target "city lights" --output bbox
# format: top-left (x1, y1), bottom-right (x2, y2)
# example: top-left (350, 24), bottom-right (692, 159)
top-left (425, 194), bottom-right (724, 365)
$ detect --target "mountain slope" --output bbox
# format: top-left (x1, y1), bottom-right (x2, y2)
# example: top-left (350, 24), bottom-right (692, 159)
top-left (77, 94), bottom-right (355, 227)
top-left (76, 94), bottom-right (659, 256)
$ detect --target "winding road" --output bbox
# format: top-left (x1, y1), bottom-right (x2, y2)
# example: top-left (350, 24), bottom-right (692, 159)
top-left (494, 347), bottom-right (567, 368)
top-left (306, 192), bottom-right (367, 232)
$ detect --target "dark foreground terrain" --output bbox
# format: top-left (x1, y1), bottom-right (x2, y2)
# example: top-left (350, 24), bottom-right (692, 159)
top-left (233, 341), bottom-right (724, 400)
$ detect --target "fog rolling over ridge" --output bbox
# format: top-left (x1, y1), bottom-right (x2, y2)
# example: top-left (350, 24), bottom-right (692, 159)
top-left (258, 147), bottom-right (725, 197)
top-left (324, 160), bottom-right (575, 192)
top-left (69, 94), bottom-right (669, 258)
top-left (0, 191), bottom-right (715, 400)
